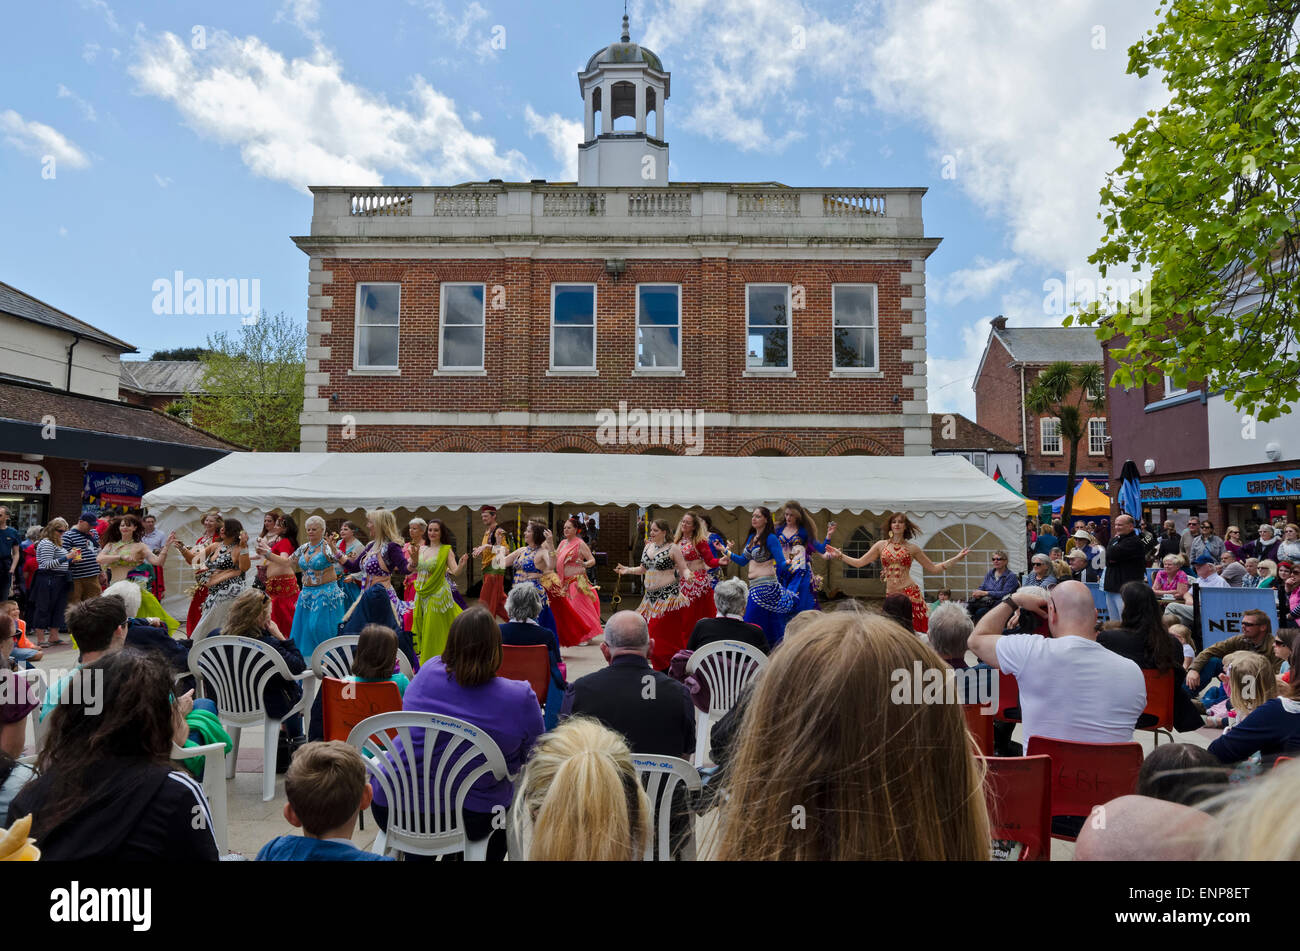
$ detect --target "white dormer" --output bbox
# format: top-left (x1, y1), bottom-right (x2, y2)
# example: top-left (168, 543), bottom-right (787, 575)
top-left (577, 14), bottom-right (670, 187)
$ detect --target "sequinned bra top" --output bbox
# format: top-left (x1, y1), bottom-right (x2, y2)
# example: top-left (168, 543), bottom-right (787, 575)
top-left (641, 544), bottom-right (675, 572)
top-left (295, 541), bottom-right (336, 583)
top-left (102, 542), bottom-right (140, 568)
top-left (745, 535), bottom-right (775, 564)
top-left (516, 547), bottom-right (543, 576)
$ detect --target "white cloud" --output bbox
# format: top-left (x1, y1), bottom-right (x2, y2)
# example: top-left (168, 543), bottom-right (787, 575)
top-left (524, 106), bottom-right (581, 181)
top-left (411, 1), bottom-right (498, 61)
top-left (275, 0), bottom-right (322, 41)
top-left (128, 30), bottom-right (530, 192)
top-left (0, 110), bottom-right (91, 168)
top-left (933, 256), bottom-right (1020, 306)
top-left (81, 0), bottom-right (121, 32)
top-left (817, 140), bottom-right (848, 167)
top-left (58, 226), bottom-right (68, 237)
top-left (153, 173), bottom-right (173, 188)
top-left (82, 42), bottom-right (101, 63)
top-left (56, 84), bottom-right (98, 122)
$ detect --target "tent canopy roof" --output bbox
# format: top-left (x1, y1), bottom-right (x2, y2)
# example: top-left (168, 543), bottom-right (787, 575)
top-left (142, 452), bottom-right (1028, 518)
top-left (1048, 479), bottom-right (1112, 517)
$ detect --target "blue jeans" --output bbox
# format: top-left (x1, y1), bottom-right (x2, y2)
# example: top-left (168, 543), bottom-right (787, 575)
top-left (1105, 591), bottom-right (1124, 622)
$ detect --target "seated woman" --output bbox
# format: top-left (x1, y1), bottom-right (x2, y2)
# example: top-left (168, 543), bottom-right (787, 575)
top-left (368, 607), bottom-right (544, 861)
top-left (1151, 554), bottom-right (1190, 603)
top-left (4, 648), bottom-right (219, 859)
top-left (509, 716), bottom-right (650, 861)
top-left (215, 588), bottom-right (307, 754)
top-left (1097, 581), bottom-right (1203, 733)
top-left (715, 611), bottom-right (990, 860)
top-left (498, 584), bottom-right (567, 730)
top-left (349, 624), bottom-right (410, 697)
top-left (1208, 654), bottom-right (1296, 767)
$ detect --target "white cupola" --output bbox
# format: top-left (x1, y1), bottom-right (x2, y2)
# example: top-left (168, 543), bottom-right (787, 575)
top-left (577, 13), bottom-right (670, 187)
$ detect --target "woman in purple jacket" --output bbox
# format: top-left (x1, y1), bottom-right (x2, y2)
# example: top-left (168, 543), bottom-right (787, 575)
top-left (369, 606), bottom-right (543, 860)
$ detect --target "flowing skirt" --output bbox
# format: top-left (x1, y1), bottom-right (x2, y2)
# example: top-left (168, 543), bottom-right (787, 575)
top-left (744, 577), bottom-right (796, 648)
top-left (192, 576), bottom-right (246, 641)
top-left (639, 583), bottom-right (692, 671)
top-left (185, 585), bottom-right (209, 637)
top-left (136, 584), bottom-right (181, 636)
top-left (679, 569), bottom-right (717, 635)
top-left (549, 574), bottom-right (602, 647)
top-left (448, 576), bottom-right (468, 610)
top-left (289, 582), bottom-right (348, 660)
top-left (787, 566), bottom-right (819, 613)
top-left (478, 570), bottom-right (508, 621)
top-left (267, 575), bottom-right (299, 635)
top-left (412, 579), bottom-right (463, 664)
top-left (901, 583), bottom-right (929, 634)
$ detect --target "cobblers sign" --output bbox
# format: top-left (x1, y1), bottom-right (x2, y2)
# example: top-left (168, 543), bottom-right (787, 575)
top-left (0, 464), bottom-right (50, 494)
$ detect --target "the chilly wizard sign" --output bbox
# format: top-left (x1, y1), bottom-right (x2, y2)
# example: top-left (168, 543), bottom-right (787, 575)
top-left (83, 471), bottom-right (145, 515)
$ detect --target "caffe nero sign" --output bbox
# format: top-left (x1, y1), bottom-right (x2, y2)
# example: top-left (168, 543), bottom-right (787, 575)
top-left (1219, 469), bottom-right (1300, 500)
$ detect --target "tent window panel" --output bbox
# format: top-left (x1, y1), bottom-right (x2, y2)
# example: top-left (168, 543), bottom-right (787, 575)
top-left (923, 523), bottom-right (1001, 599)
top-left (842, 526), bottom-right (881, 580)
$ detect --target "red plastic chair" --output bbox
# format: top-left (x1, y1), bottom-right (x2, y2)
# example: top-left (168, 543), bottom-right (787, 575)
top-left (963, 704), bottom-right (995, 757)
top-left (321, 677), bottom-right (403, 743)
top-left (1139, 669), bottom-right (1176, 745)
top-left (1274, 756), bottom-right (1293, 769)
top-left (498, 644), bottom-right (551, 707)
top-left (994, 671), bottom-right (1020, 723)
top-left (1026, 736), bottom-right (1144, 841)
top-left (980, 755), bottom-right (1052, 861)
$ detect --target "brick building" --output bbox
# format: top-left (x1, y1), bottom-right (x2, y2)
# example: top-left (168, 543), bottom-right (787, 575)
top-left (973, 317), bottom-right (1108, 507)
top-left (119, 361), bottom-right (206, 412)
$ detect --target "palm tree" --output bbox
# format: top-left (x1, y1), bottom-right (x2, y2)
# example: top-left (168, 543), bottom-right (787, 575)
top-left (1025, 361), bottom-right (1107, 529)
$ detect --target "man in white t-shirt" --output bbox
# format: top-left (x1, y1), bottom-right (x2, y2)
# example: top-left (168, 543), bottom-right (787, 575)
top-left (967, 580), bottom-right (1146, 747)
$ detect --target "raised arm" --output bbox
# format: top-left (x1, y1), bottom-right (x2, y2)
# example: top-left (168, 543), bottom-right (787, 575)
top-left (695, 538), bottom-right (719, 568)
top-left (257, 540), bottom-right (296, 567)
top-left (828, 540), bottom-right (884, 569)
top-left (766, 534), bottom-right (790, 574)
top-left (616, 545), bottom-right (647, 576)
top-left (143, 540), bottom-right (171, 568)
top-left (670, 543), bottom-right (693, 581)
top-left (912, 544), bottom-right (971, 574)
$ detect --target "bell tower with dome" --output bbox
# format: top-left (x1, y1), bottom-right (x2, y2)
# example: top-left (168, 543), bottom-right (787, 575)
top-left (577, 13), bottom-right (670, 187)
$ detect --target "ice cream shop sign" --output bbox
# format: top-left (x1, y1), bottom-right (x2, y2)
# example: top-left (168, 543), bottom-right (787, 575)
top-left (0, 464), bottom-right (50, 494)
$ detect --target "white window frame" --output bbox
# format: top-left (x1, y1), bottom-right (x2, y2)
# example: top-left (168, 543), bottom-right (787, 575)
top-left (745, 283), bottom-right (792, 371)
top-left (831, 283), bottom-right (880, 372)
top-left (549, 283), bottom-right (598, 371)
top-left (438, 282), bottom-right (486, 371)
top-left (353, 282), bottom-right (401, 372)
top-left (635, 283), bottom-right (682, 371)
top-left (972, 451), bottom-right (988, 472)
top-left (1163, 375), bottom-right (1187, 398)
top-left (1040, 417), bottom-right (1062, 455)
top-left (1088, 417), bottom-right (1108, 455)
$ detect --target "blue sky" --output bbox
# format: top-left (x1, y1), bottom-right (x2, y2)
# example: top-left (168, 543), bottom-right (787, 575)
top-left (1, 0), bottom-right (1168, 416)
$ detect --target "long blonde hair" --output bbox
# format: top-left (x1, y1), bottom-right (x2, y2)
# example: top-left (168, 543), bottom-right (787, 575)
top-left (510, 717), bottom-right (651, 861)
top-left (223, 588), bottom-right (272, 639)
top-left (673, 511), bottom-right (707, 547)
top-left (1227, 652), bottom-right (1277, 719)
top-left (716, 612), bottom-right (990, 860)
top-left (367, 508), bottom-right (402, 547)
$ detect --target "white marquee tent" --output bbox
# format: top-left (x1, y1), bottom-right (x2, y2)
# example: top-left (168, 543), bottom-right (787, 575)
top-left (143, 452), bottom-right (1029, 619)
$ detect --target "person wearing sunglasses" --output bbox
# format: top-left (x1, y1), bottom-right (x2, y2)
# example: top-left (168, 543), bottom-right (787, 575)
top-left (966, 551), bottom-right (1019, 623)
top-left (1185, 609), bottom-right (1283, 693)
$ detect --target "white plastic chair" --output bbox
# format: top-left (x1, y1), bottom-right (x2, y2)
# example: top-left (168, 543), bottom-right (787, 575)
top-left (303, 635), bottom-right (414, 720)
top-left (188, 635), bottom-right (316, 801)
top-left (171, 741), bottom-right (229, 854)
top-left (346, 711), bottom-right (508, 860)
top-left (634, 754), bottom-right (702, 861)
top-left (685, 640), bottom-right (768, 767)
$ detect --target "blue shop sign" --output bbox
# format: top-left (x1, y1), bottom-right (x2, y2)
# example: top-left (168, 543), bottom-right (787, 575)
top-left (1219, 469), bottom-right (1300, 500)
top-left (1138, 478), bottom-right (1207, 504)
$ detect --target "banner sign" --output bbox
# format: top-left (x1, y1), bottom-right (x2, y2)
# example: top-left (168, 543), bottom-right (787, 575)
top-left (1218, 468), bottom-right (1300, 500)
top-left (82, 471), bottom-right (145, 515)
top-left (1198, 586), bottom-right (1281, 650)
top-left (0, 464), bottom-right (50, 494)
top-left (1139, 478), bottom-right (1207, 504)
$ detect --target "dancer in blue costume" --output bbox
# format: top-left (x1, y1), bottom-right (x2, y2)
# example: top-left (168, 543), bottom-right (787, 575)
top-left (285, 516), bottom-right (348, 658)
top-left (714, 507), bottom-right (796, 647)
top-left (502, 522), bottom-right (559, 637)
top-left (775, 501), bottom-right (835, 612)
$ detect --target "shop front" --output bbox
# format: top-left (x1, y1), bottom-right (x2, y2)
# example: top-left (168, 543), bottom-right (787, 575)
top-left (0, 460), bottom-right (51, 531)
top-left (1218, 468), bottom-right (1300, 535)
top-left (1139, 477), bottom-right (1208, 528)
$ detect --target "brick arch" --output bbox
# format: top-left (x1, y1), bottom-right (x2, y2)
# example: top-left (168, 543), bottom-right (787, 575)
top-left (339, 432), bottom-right (406, 453)
top-left (429, 433), bottom-right (490, 453)
top-left (826, 435), bottom-right (890, 456)
top-left (538, 433), bottom-right (603, 454)
top-left (640, 445), bottom-right (679, 456)
top-left (735, 434), bottom-right (803, 457)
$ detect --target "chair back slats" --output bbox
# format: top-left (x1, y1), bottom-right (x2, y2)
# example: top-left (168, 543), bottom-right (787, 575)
top-left (685, 640), bottom-right (767, 718)
top-left (633, 755), bottom-right (702, 861)
top-left (189, 636), bottom-right (291, 723)
top-left (348, 712), bottom-right (509, 856)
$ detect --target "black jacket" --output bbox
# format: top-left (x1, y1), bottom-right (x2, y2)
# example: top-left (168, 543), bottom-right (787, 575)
top-left (561, 655), bottom-right (695, 758)
top-left (500, 620), bottom-right (565, 690)
top-left (686, 616), bottom-right (769, 655)
top-left (125, 618), bottom-right (191, 675)
top-left (1104, 532), bottom-right (1147, 592)
top-left (8, 757), bottom-right (218, 860)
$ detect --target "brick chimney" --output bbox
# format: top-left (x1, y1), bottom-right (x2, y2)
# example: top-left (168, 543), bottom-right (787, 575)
top-left (990, 315), bottom-right (1008, 331)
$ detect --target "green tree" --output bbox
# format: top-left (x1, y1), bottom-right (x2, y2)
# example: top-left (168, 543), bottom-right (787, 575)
top-left (175, 312), bottom-right (305, 452)
top-left (1025, 362), bottom-right (1107, 528)
top-left (150, 347), bottom-right (211, 361)
top-left (1072, 0), bottom-right (1300, 421)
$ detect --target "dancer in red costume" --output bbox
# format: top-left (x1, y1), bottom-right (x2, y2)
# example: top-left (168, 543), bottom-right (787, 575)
top-left (616, 518), bottom-right (693, 671)
top-left (179, 510), bottom-right (222, 636)
top-left (674, 511), bottom-right (718, 631)
top-left (826, 512), bottom-right (969, 634)
top-left (258, 513), bottom-right (300, 636)
top-left (548, 516), bottom-right (602, 646)
top-left (475, 527), bottom-right (511, 621)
